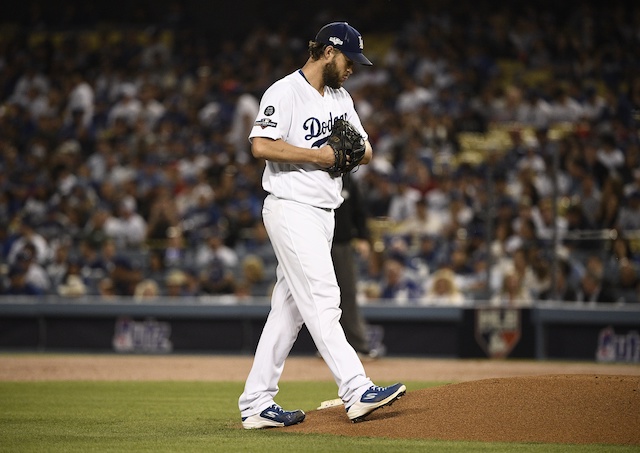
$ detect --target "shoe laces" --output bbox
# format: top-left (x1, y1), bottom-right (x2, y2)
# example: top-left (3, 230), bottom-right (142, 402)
top-left (268, 404), bottom-right (284, 414)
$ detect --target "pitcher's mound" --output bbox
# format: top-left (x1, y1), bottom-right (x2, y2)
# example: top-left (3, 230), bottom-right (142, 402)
top-left (286, 375), bottom-right (640, 445)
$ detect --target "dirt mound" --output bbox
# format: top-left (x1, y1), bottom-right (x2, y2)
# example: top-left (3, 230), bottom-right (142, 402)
top-left (285, 375), bottom-right (640, 445)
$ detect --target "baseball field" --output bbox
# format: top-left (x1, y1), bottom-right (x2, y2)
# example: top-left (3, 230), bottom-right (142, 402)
top-left (1, 354), bottom-right (639, 452)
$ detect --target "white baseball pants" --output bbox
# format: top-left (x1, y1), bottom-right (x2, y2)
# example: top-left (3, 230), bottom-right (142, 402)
top-left (239, 195), bottom-right (372, 417)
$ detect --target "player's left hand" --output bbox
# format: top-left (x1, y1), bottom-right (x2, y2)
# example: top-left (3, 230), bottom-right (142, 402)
top-left (323, 119), bottom-right (366, 177)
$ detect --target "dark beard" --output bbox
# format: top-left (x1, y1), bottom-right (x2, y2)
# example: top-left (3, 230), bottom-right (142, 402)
top-left (322, 60), bottom-right (342, 89)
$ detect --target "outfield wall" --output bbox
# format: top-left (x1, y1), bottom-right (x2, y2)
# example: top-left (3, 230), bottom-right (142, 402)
top-left (0, 297), bottom-right (638, 363)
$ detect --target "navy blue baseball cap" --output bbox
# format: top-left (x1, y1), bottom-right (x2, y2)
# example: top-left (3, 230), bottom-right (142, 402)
top-left (315, 22), bottom-right (373, 66)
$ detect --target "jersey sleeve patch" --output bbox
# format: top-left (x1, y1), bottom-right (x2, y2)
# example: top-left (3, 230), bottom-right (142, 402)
top-left (264, 106), bottom-right (275, 116)
top-left (255, 118), bottom-right (278, 129)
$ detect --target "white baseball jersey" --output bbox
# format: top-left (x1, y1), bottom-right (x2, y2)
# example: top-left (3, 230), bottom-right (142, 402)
top-left (249, 70), bottom-right (368, 210)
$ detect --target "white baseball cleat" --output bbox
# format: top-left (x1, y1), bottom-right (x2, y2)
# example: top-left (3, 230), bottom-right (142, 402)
top-left (242, 404), bottom-right (306, 429)
top-left (346, 383), bottom-right (406, 422)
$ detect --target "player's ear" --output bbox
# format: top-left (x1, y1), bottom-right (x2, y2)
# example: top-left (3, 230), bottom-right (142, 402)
top-left (324, 45), bottom-right (335, 60)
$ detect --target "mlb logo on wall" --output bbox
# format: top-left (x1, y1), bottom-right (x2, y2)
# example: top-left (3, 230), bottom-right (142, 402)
top-left (475, 307), bottom-right (521, 358)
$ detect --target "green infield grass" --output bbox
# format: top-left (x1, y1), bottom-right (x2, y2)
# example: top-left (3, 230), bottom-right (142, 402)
top-left (0, 381), bottom-right (635, 452)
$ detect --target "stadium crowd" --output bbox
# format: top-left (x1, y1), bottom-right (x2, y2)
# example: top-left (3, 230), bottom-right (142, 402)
top-left (1, 2), bottom-right (639, 305)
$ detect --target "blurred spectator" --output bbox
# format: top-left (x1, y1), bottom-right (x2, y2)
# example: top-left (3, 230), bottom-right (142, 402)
top-left (110, 256), bottom-right (143, 296)
top-left (97, 277), bottom-right (117, 300)
top-left (619, 139), bottom-right (639, 181)
top-left (103, 196), bottom-right (147, 248)
top-left (410, 234), bottom-right (445, 275)
top-left (58, 274), bottom-right (88, 298)
top-left (508, 215), bottom-right (540, 253)
top-left (379, 256), bottom-right (423, 304)
top-left (572, 171), bottom-right (601, 227)
top-left (161, 227), bottom-right (187, 268)
top-left (616, 191), bottom-right (640, 232)
top-left (396, 74), bottom-right (436, 114)
top-left (235, 222), bottom-right (277, 270)
top-left (622, 167), bottom-right (640, 199)
top-left (83, 208), bottom-right (111, 245)
top-left (46, 243), bottom-right (72, 288)
top-left (138, 83), bottom-right (166, 130)
top-left (425, 173), bottom-right (454, 213)
top-left (616, 260), bottom-right (639, 303)
top-left (225, 88), bottom-right (260, 165)
top-left (147, 250), bottom-right (167, 282)
top-left (10, 65), bottom-right (50, 107)
top-left (34, 206), bottom-right (72, 245)
top-left (387, 178), bottom-right (421, 223)
top-left (395, 198), bottom-right (445, 240)
top-left (2, 266), bottom-right (44, 295)
top-left (595, 133), bottom-right (625, 176)
top-left (198, 257), bottom-right (237, 296)
top-left (515, 141), bottom-right (546, 176)
top-left (235, 254), bottom-right (269, 298)
top-left (490, 271), bottom-right (533, 307)
top-left (526, 248), bottom-right (553, 298)
top-left (180, 183), bottom-right (221, 245)
top-left (164, 269), bottom-right (190, 297)
top-left (7, 215), bottom-right (52, 266)
top-left (563, 203), bottom-right (599, 257)
top-left (364, 171), bottom-right (394, 217)
top-left (63, 71), bottom-right (94, 129)
top-left (146, 185), bottom-right (181, 247)
top-left (548, 84), bottom-right (584, 123)
top-left (490, 220), bottom-right (516, 264)
top-left (107, 83), bottom-right (142, 127)
top-left (444, 245), bottom-right (475, 280)
top-left (539, 259), bottom-right (578, 302)
top-left (99, 238), bottom-right (117, 270)
top-left (440, 195), bottom-right (474, 240)
top-left (531, 197), bottom-right (568, 242)
top-left (134, 279), bottom-right (161, 302)
top-left (77, 238), bottom-right (110, 281)
top-left (594, 176), bottom-right (623, 229)
top-left (574, 271), bottom-right (619, 304)
top-left (14, 244), bottom-right (50, 293)
top-left (422, 268), bottom-right (466, 306)
top-left (605, 234), bottom-right (638, 278)
top-left (194, 228), bottom-right (238, 269)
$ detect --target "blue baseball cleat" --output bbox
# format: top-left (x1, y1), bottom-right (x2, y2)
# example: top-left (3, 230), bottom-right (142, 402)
top-left (346, 383), bottom-right (406, 422)
top-left (242, 404), bottom-right (306, 429)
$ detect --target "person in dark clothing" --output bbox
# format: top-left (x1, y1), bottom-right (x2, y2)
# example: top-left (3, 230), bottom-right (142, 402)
top-left (3, 266), bottom-right (44, 295)
top-left (332, 175), bottom-right (384, 359)
top-left (575, 271), bottom-right (619, 303)
top-left (539, 259), bottom-right (578, 302)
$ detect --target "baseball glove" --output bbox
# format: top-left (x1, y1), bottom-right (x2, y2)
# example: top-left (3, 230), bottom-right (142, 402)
top-left (324, 118), bottom-right (366, 177)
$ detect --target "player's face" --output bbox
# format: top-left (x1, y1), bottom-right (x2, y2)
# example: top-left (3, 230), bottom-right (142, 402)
top-left (323, 51), bottom-right (354, 89)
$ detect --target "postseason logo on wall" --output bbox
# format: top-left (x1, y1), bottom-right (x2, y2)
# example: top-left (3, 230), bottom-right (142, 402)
top-left (474, 307), bottom-right (522, 359)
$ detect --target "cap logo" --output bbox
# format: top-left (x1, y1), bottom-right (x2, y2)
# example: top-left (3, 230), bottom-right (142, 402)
top-left (358, 36), bottom-right (364, 50)
top-left (329, 36), bottom-right (343, 46)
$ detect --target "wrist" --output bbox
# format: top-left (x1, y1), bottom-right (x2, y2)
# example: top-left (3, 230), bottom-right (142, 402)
top-left (318, 145), bottom-right (335, 167)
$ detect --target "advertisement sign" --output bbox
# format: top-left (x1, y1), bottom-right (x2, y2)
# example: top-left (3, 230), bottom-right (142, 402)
top-left (595, 326), bottom-right (640, 363)
top-left (112, 317), bottom-right (173, 353)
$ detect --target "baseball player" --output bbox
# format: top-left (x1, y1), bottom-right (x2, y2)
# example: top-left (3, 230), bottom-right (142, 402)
top-left (239, 22), bottom-right (405, 429)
